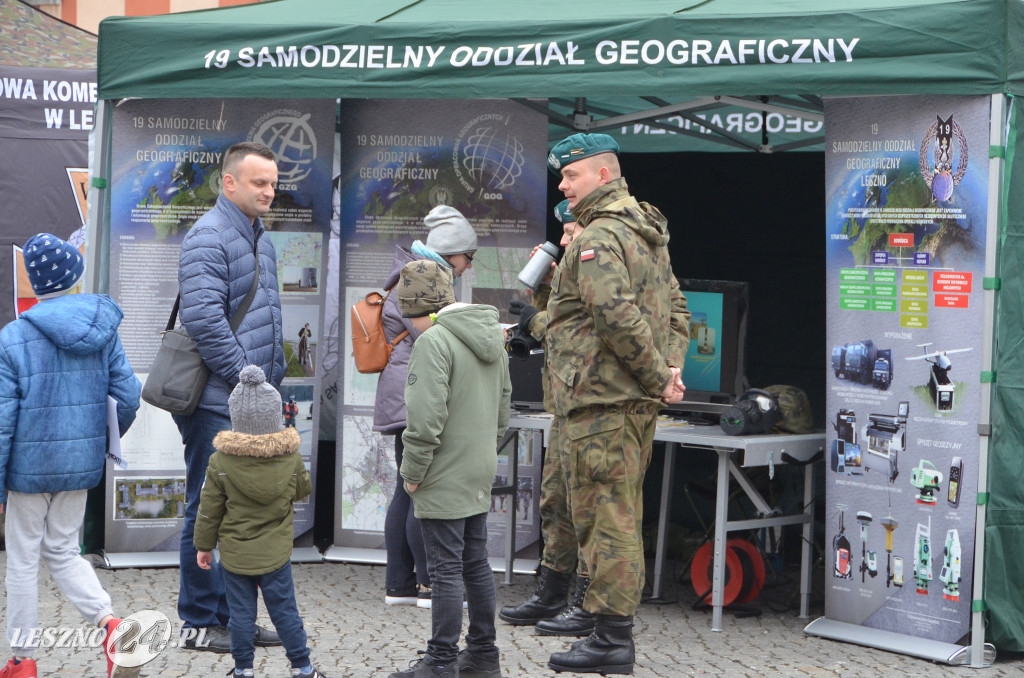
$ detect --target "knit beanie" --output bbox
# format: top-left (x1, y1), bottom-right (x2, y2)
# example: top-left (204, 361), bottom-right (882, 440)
top-left (228, 365), bottom-right (283, 435)
top-left (23, 233), bottom-right (85, 299)
top-left (423, 205), bottom-right (478, 255)
top-left (397, 260), bottom-right (456, 318)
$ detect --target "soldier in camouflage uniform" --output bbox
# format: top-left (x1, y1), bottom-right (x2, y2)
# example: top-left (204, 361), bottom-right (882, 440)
top-left (543, 133), bottom-right (690, 675)
top-left (500, 201), bottom-right (595, 637)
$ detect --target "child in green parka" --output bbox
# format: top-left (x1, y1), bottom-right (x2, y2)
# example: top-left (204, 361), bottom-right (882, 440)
top-left (194, 365), bottom-right (327, 678)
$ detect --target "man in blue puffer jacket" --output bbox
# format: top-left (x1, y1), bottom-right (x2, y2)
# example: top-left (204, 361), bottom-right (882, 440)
top-left (173, 141), bottom-right (286, 653)
top-left (0, 232), bottom-right (141, 678)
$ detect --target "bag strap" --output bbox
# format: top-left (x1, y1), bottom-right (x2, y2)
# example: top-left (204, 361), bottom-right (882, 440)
top-left (229, 242), bottom-right (261, 332)
top-left (380, 286), bottom-right (409, 348)
top-left (167, 241), bottom-right (260, 332)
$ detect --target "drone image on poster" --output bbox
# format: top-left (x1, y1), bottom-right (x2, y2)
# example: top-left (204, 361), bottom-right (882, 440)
top-left (905, 343), bottom-right (972, 411)
top-left (831, 339), bottom-right (893, 390)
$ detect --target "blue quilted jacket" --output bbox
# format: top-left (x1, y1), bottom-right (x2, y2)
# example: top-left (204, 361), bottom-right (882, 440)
top-left (0, 294), bottom-right (141, 503)
top-left (178, 194), bottom-right (285, 416)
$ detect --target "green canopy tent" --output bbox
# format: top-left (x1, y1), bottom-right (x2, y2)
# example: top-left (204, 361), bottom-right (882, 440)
top-left (93, 0), bottom-right (1024, 662)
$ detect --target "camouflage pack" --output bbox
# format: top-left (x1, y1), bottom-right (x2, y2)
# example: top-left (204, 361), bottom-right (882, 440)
top-left (764, 384), bottom-right (814, 434)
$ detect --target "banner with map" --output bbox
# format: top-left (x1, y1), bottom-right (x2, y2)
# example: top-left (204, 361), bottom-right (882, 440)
top-left (330, 98), bottom-right (549, 562)
top-left (104, 98), bottom-right (334, 560)
top-left (823, 94), bottom-right (989, 645)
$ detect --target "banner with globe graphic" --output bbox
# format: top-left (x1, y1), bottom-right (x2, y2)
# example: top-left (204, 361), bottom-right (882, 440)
top-left (329, 98), bottom-right (549, 563)
top-left (103, 97), bottom-right (335, 563)
top-left (822, 94), bottom-right (989, 646)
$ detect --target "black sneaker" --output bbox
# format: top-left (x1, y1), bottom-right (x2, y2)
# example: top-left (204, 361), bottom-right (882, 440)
top-left (457, 649), bottom-right (502, 678)
top-left (388, 655), bottom-right (457, 678)
top-left (386, 586), bottom-right (419, 606)
top-left (181, 625), bottom-right (231, 653)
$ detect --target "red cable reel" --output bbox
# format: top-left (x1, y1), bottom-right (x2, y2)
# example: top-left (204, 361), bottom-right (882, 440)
top-left (691, 538), bottom-right (766, 606)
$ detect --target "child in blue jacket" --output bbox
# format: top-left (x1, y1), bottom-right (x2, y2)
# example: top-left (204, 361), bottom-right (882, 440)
top-left (0, 233), bottom-right (141, 678)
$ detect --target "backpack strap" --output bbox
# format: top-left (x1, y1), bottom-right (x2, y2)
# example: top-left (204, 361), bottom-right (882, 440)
top-left (381, 286), bottom-right (410, 348)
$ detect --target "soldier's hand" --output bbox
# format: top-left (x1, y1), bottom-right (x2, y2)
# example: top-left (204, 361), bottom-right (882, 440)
top-left (661, 366), bottom-right (686, 404)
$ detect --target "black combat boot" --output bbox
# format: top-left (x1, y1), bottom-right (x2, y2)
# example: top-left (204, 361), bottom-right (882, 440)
top-left (536, 574), bottom-right (595, 636)
top-left (498, 565), bottom-right (572, 625)
top-left (547, 614), bottom-right (635, 675)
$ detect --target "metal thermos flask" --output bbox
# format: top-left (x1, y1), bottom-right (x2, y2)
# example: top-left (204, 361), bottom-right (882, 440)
top-left (517, 242), bottom-right (560, 291)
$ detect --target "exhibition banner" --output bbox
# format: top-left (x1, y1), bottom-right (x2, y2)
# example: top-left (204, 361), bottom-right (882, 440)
top-left (0, 65), bottom-right (94, 321)
top-left (105, 98), bottom-right (335, 559)
top-left (823, 95), bottom-right (989, 644)
top-left (331, 98), bottom-right (548, 560)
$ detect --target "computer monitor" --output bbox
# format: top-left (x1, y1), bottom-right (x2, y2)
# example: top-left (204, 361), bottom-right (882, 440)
top-left (667, 278), bottom-right (750, 418)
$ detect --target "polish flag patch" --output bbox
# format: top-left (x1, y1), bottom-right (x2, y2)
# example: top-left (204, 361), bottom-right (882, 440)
top-left (580, 249), bottom-right (595, 261)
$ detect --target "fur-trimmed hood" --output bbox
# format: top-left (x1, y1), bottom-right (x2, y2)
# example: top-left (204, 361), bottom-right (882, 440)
top-left (212, 426), bottom-right (301, 458)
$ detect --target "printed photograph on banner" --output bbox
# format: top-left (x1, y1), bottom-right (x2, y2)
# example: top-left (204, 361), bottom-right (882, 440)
top-left (279, 383), bottom-right (315, 455)
top-left (266, 231), bottom-right (323, 295)
top-left (823, 94), bottom-right (989, 644)
top-left (281, 304), bottom-right (319, 378)
top-left (339, 414), bottom-right (394, 534)
top-left (113, 476), bottom-right (186, 521)
top-left (338, 98), bottom-right (548, 250)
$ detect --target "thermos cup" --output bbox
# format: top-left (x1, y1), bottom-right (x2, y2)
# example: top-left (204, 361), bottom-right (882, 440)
top-left (516, 242), bottom-right (560, 291)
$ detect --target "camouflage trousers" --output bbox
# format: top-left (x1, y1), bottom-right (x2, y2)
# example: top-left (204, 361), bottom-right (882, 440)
top-left (561, 402), bottom-right (658, 616)
top-left (539, 416), bottom-right (585, 576)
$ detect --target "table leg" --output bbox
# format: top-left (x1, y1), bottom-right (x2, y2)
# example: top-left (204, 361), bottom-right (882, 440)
top-left (652, 442), bottom-right (675, 600)
top-left (799, 460), bottom-right (814, 618)
top-left (711, 449), bottom-right (729, 632)
top-left (504, 434), bottom-right (519, 584)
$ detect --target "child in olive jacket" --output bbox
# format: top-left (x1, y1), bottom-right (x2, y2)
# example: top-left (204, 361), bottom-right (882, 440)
top-left (388, 260), bottom-right (511, 678)
top-left (194, 365), bottom-right (326, 678)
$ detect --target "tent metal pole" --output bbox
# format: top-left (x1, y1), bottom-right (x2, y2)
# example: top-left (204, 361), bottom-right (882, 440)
top-left (715, 95), bottom-right (825, 123)
top-left (968, 92), bottom-right (1007, 668)
top-left (84, 99), bottom-right (114, 295)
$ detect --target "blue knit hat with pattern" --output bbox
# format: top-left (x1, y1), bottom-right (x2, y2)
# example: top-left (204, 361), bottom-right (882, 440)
top-left (23, 233), bottom-right (85, 299)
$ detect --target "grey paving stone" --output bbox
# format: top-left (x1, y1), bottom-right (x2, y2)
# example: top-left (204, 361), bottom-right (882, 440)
top-left (0, 553), bottom-right (1019, 677)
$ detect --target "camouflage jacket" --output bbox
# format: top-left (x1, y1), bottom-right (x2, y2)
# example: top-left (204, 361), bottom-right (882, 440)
top-left (545, 178), bottom-right (689, 417)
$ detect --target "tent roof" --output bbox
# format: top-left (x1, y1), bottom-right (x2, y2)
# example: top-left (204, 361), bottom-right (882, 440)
top-left (1, 0), bottom-right (96, 69)
top-left (97, 0), bottom-right (1024, 101)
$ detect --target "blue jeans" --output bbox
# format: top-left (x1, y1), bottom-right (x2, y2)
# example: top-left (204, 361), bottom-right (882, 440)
top-left (419, 512), bottom-right (498, 666)
top-left (223, 562), bottom-right (310, 670)
top-left (174, 408), bottom-right (232, 629)
top-left (385, 432), bottom-right (429, 591)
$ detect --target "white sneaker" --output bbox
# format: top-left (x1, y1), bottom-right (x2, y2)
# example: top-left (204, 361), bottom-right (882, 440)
top-left (416, 586), bottom-right (468, 610)
top-left (385, 586), bottom-right (418, 606)
top-left (416, 585), bottom-right (432, 609)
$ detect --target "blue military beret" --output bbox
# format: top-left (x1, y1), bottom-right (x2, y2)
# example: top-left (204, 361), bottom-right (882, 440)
top-left (553, 199), bottom-right (574, 224)
top-left (547, 133), bottom-right (619, 175)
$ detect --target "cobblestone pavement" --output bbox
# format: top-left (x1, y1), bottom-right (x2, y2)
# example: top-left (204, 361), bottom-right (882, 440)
top-left (2, 552), bottom-right (1021, 677)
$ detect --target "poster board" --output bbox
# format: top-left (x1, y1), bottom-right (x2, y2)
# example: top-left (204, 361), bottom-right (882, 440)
top-left (103, 97), bottom-right (335, 564)
top-left (325, 98), bottom-right (548, 564)
top-left (812, 94), bottom-right (990, 659)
